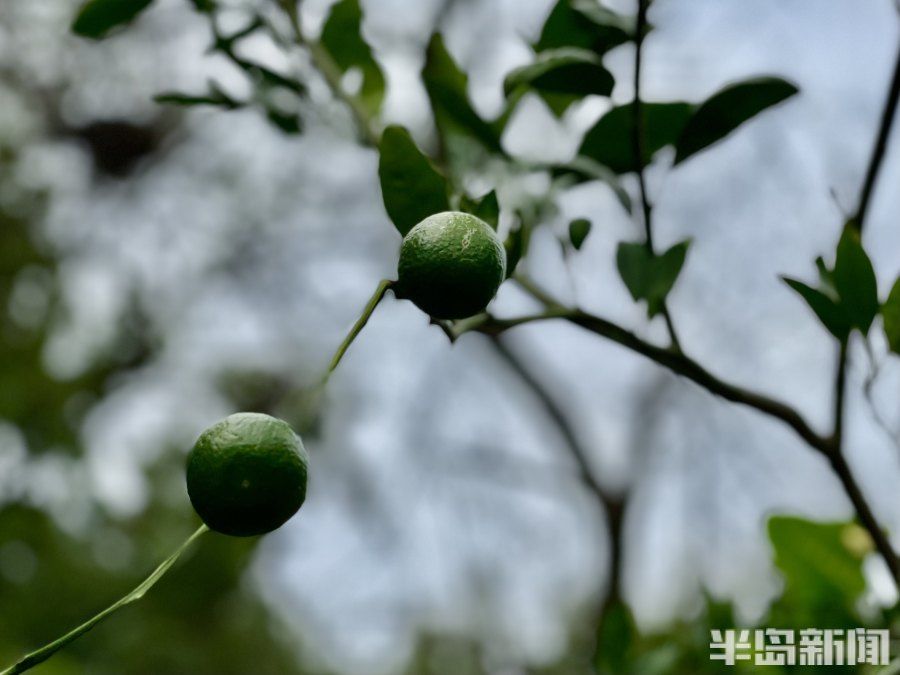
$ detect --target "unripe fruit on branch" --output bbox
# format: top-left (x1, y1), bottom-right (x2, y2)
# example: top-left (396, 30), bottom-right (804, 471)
top-left (397, 211), bottom-right (506, 320)
top-left (186, 413), bottom-right (308, 537)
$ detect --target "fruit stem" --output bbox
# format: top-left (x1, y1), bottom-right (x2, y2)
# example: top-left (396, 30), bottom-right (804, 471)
top-left (0, 524), bottom-right (209, 675)
top-left (322, 279), bottom-right (395, 383)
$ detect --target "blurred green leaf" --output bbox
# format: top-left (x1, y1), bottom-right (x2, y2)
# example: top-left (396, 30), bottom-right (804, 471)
top-left (674, 77), bottom-right (799, 165)
top-left (378, 126), bottom-right (450, 236)
top-left (320, 0), bottom-right (385, 116)
top-left (568, 218), bottom-right (591, 250)
top-left (882, 278), bottom-right (900, 354)
top-left (504, 48), bottom-right (613, 116)
top-left (460, 190), bottom-right (500, 230)
top-left (536, 0), bottom-right (633, 54)
top-left (833, 223), bottom-right (878, 335)
top-left (782, 278), bottom-right (850, 341)
top-left (423, 34), bottom-right (503, 155)
top-left (154, 81), bottom-right (244, 110)
top-left (580, 102), bottom-right (695, 174)
top-left (72, 0), bottom-right (155, 39)
top-left (617, 240), bottom-right (690, 317)
top-left (767, 516), bottom-right (866, 626)
top-left (595, 600), bottom-right (634, 673)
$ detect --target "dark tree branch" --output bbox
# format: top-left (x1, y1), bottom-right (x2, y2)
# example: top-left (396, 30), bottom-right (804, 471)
top-left (854, 39), bottom-right (900, 231)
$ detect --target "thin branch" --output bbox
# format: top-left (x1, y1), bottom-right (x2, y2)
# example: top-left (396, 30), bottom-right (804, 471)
top-left (854, 39), bottom-right (900, 231)
top-left (631, 0), bottom-right (682, 353)
top-left (279, 0), bottom-right (381, 147)
top-left (462, 304), bottom-right (826, 451)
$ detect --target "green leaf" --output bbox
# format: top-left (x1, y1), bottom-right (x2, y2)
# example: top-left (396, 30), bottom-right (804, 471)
top-left (568, 218), bottom-right (591, 250)
top-left (503, 48), bottom-right (613, 116)
top-left (423, 34), bottom-right (503, 154)
top-left (72, 0), bottom-right (155, 39)
top-left (460, 190), bottom-right (500, 230)
top-left (616, 240), bottom-right (690, 317)
top-left (536, 0), bottom-right (633, 54)
top-left (882, 278), bottom-right (900, 354)
top-left (833, 223), bottom-right (878, 334)
top-left (782, 278), bottom-right (850, 340)
top-left (580, 102), bottom-right (695, 174)
top-left (594, 600), bottom-right (634, 673)
top-left (674, 77), bottom-right (799, 164)
top-left (320, 0), bottom-right (385, 116)
top-left (551, 156), bottom-right (632, 213)
top-left (378, 126), bottom-right (450, 236)
top-left (767, 516), bottom-right (866, 626)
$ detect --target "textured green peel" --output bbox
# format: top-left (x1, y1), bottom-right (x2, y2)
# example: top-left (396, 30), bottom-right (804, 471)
top-left (397, 211), bottom-right (506, 320)
top-left (186, 413), bottom-right (309, 537)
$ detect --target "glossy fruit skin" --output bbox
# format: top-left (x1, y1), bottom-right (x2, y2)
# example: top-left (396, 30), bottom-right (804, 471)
top-left (186, 413), bottom-right (308, 537)
top-left (397, 211), bottom-right (507, 320)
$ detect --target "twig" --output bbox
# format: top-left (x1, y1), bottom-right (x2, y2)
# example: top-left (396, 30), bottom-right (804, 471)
top-left (854, 39), bottom-right (900, 231)
top-left (631, 0), bottom-right (682, 353)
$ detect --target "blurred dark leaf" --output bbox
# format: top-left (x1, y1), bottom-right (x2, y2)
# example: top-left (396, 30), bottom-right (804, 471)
top-left (595, 600), bottom-right (634, 673)
top-left (674, 77), bottom-right (799, 165)
top-left (265, 108), bottom-right (303, 134)
top-left (782, 278), bottom-right (850, 341)
top-left (423, 34), bottom-right (504, 155)
top-left (833, 223), bottom-right (878, 335)
top-left (767, 516), bottom-right (867, 626)
top-left (154, 81), bottom-right (244, 110)
top-left (503, 48), bottom-right (613, 116)
top-left (70, 119), bottom-right (168, 177)
top-left (552, 156), bottom-right (632, 213)
top-left (535, 0), bottom-right (633, 54)
top-left (504, 217), bottom-right (531, 279)
top-left (616, 240), bottom-right (690, 317)
top-left (460, 190), bottom-right (500, 230)
top-left (72, 0), bottom-right (155, 39)
top-left (378, 125), bottom-right (450, 236)
top-left (882, 278), bottom-right (900, 354)
top-left (320, 0), bottom-right (385, 116)
top-left (568, 218), bottom-right (591, 250)
top-left (188, 0), bottom-right (216, 12)
top-left (580, 102), bottom-right (695, 173)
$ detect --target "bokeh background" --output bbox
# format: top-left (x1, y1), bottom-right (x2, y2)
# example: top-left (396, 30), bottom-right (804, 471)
top-left (1, 0), bottom-right (900, 672)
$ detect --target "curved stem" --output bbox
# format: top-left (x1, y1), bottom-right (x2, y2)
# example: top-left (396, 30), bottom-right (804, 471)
top-left (1, 524), bottom-right (209, 675)
top-left (322, 279), bottom-right (395, 383)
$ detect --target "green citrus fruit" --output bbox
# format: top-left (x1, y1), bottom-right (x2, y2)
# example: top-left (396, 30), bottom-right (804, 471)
top-left (397, 211), bottom-right (506, 320)
top-left (186, 413), bottom-right (308, 537)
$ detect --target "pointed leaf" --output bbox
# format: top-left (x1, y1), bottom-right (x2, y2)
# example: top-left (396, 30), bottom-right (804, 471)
top-left (423, 35), bottom-right (503, 154)
top-left (504, 48), bottom-right (613, 115)
top-left (568, 218), bottom-right (591, 250)
top-left (674, 77), bottom-right (799, 164)
top-left (536, 0), bottom-right (632, 54)
top-left (504, 217), bottom-right (531, 279)
top-left (782, 277), bottom-right (850, 340)
top-left (580, 102), bottom-right (695, 174)
top-left (72, 0), bottom-right (155, 39)
top-left (320, 0), bottom-right (385, 116)
top-left (833, 223), bottom-right (878, 334)
top-left (882, 278), bottom-right (900, 354)
top-left (378, 126), bottom-right (450, 236)
top-left (616, 240), bottom-right (689, 317)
